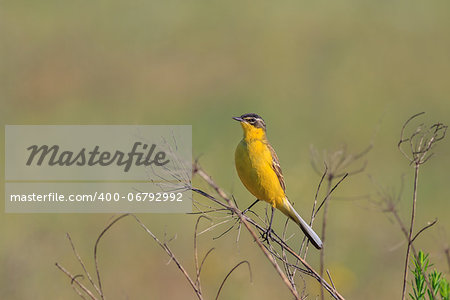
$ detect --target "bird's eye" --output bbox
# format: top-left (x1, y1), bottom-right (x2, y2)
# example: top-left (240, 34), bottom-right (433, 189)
top-left (248, 118), bottom-right (255, 123)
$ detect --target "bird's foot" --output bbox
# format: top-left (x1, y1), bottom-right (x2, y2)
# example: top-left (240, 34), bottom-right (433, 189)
top-left (261, 227), bottom-right (273, 243)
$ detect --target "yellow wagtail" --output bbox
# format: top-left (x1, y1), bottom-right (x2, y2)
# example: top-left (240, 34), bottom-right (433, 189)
top-left (233, 113), bottom-right (323, 249)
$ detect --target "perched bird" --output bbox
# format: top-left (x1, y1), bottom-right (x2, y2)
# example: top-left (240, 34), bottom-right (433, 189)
top-left (233, 113), bottom-right (323, 249)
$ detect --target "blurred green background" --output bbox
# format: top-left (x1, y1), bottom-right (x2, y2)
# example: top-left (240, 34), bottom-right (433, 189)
top-left (1, 1), bottom-right (449, 299)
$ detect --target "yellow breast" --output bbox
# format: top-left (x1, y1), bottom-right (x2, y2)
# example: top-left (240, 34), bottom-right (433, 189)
top-left (235, 139), bottom-right (285, 206)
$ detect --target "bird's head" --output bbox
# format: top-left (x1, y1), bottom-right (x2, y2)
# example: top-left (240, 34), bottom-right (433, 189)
top-left (233, 113), bottom-right (267, 140)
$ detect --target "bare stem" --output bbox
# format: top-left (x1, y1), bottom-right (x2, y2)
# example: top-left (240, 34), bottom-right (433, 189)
top-left (215, 261), bottom-right (252, 300)
top-left (401, 164), bottom-right (420, 300)
top-left (391, 209), bottom-right (417, 258)
top-left (132, 215), bottom-right (204, 300)
top-left (410, 219), bottom-right (437, 244)
top-left (66, 233), bottom-right (102, 296)
top-left (55, 262), bottom-right (99, 300)
top-left (320, 178), bottom-right (333, 300)
top-left (445, 248), bottom-right (450, 273)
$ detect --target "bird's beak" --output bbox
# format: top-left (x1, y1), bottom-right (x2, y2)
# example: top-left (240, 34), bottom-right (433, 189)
top-left (232, 116), bottom-right (244, 122)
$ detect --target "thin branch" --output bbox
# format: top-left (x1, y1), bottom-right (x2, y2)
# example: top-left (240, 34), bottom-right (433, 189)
top-left (66, 233), bottom-right (101, 296)
top-left (55, 262), bottom-right (98, 300)
top-left (311, 164), bottom-right (328, 224)
top-left (194, 216), bottom-right (212, 291)
top-left (314, 173), bottom-right (349, 218)
top-left (94, 213), bottom-right (131, 300)
top-left (320, 178), bottom-right (333, 300)
top-left (399, 113), bottom-right (446, 300)
top-left (70, 275), bottom-right (89, 300)
top-left (445, 248), bottom-right (450, 273)
top-left (198, 248), bottom-right (215, 279)
top-left (131, 214), bottom-right (203, 300)
top-left (391, 209), bottom-right (417, 257)
top-left (401, 164), bottom-right (420, 300)
top-left (281, 217), bottom-right (297, 292)
top-left (326, 269), bottom-right (336, 291)
top-left (369, 175), bottom-right (437, 293)
top-left (410, 219), bottom-right (438, 244)
top-left (215, 261), bottom-right (252, 300)
top-left (300, 164), bottom-right (327, 259)
top-left (398, 112), bottom-right (425, 162)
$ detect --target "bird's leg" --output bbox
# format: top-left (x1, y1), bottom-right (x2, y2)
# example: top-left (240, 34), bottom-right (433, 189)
top-left (262, 206), bottom-right (275, 243)
top-left (242, 199), bottom-right (259, 215)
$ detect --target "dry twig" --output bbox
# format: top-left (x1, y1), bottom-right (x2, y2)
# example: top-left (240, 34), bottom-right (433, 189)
top-left (215, 261), bottom-right (252, 300)
top-left (310, 142), bottom-right (371, 300)
top-left (398, 112), bottom-right (447, 300)
top-left (193, 164), bottom-right (346, 300)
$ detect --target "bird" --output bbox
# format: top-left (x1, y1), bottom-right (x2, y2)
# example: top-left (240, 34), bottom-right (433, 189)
top-left (233, 113), bottom-right (323, 249)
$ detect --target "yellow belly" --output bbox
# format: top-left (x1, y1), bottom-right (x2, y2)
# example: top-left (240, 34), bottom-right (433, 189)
top-left (235, 139), bottom-right (285, 207)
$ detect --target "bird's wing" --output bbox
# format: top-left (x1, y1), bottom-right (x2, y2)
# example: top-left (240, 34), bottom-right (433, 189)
top-left (267, 142), bottom-right (286, 192)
